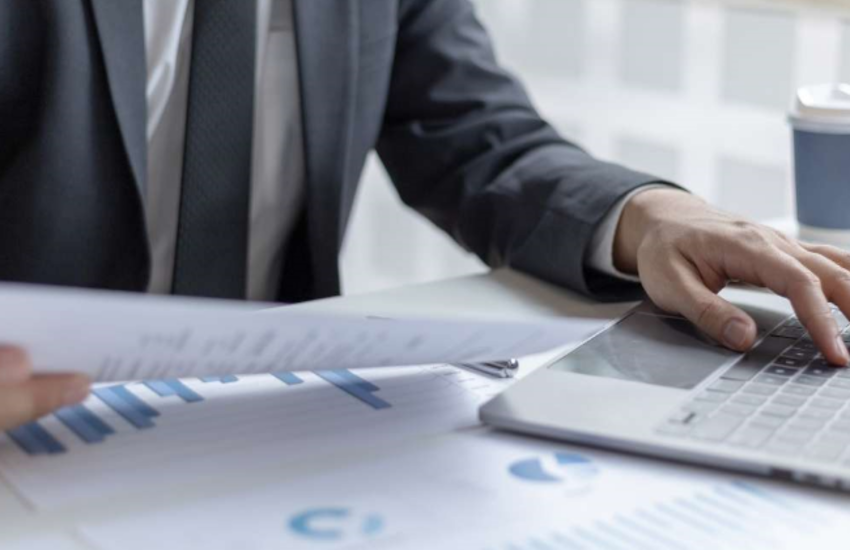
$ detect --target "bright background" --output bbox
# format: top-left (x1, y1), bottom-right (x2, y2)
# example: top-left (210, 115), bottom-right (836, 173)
top-left (340, 0), bottom-right (850, 295)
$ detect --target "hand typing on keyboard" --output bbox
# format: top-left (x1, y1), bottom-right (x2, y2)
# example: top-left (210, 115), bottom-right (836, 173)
top-left (660, 317), bottom-right (850, 465)
top-left (614, 189), bottom-right (850, 366)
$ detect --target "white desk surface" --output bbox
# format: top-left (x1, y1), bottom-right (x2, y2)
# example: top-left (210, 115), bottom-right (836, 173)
top-left (0, 269), bottom-right (637, 547)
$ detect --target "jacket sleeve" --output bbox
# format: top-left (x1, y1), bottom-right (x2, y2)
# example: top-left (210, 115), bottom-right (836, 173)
top-left (377, 0), bottom-right (672, 300)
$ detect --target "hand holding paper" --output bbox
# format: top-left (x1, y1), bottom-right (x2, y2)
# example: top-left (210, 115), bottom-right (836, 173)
top-left (0, 284), bottom-right (601, 382)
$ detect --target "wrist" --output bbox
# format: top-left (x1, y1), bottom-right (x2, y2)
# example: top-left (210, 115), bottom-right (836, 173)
top-left (612, 188), bottom-right (696, 274)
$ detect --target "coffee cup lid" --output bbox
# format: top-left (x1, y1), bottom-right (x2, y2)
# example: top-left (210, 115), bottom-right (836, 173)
top-left (790, 83), bottom-right (850, 130)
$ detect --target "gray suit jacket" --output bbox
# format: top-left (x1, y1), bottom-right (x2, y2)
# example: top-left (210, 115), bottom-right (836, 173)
top-left (0, 0), bottom-right (661, 302)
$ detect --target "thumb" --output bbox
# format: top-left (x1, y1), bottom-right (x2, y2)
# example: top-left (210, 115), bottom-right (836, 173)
top-left (0, 374), bottom-right (90, 431)
top-left (658, 263), bottom-right (758, 351)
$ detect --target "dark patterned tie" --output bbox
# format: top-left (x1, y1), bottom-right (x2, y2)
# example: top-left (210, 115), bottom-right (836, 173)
top-left (172, 0), bottom-right (257, 298)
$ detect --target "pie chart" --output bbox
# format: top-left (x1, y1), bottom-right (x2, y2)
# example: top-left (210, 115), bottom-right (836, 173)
top-left (509, 452), bottom-right (599, 492)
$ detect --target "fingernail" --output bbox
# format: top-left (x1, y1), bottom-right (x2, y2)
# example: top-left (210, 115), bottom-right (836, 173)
top-left (723, 319), bottom-right (750, 349)
top-left (834, 336), bottom-right (850, 366)
top-left (63, 381), bottom-right (90, 407)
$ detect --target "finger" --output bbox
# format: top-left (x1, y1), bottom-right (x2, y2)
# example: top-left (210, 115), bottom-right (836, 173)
top-left (724, 246), bottom-right (848, 365)
top-left (0, 374), bottom-right (91, 431)
top-left (0, 346), bottom-right (32, 386)
top-left (792, 248), bottom-right (850, 326)
top-left (801, 243), bottom-right (850, 272)
top-left (658, 259), bottom-right (758, 351)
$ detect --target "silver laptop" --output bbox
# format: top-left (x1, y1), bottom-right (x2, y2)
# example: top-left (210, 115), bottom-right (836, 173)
top-left (480, 286), bottom-right (850, 492)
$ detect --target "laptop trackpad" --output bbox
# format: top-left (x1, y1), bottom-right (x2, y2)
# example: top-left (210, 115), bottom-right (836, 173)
top-left (549, 312), bottom-right (741, 390)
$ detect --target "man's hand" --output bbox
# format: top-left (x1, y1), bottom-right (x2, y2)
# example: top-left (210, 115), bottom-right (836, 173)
top-left (615, 188), bottom-right (850, 366)
top-left (0, 346), bottom-right (90, 431)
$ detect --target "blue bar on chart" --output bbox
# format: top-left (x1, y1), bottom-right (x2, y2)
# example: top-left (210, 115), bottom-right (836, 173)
top-left (54, 406), bottom-right (107, 444)
top-left (333, 369), bottom-right (380, 392)
top-left (7, 422), bottom-right (66, 455)
top-left (7, 403), bottom-right (118, 454)
top-left (315, 370), bottom-right (391, 410)
top-left (200, 375), bottom-right (239, 384)
top-left (144, 379), bottom-right (204, 403)
top-left (72, 404), bottom-right (116, 437)
top-left (144, 380), bottom-right (177, 398)
top-left (93, 386), bottom-right (158, 429)
top-left (272, 372), bottom-right (304, 386)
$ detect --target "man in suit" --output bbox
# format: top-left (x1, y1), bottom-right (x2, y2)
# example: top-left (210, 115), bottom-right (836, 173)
top-left (2, 0), bottom-right (849, 430)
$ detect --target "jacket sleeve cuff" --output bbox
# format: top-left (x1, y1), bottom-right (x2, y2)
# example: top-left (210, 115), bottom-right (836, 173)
top-left (509, 167), bottom-right (685, 302)
top-left (585, 184), bottom-right (673, 282)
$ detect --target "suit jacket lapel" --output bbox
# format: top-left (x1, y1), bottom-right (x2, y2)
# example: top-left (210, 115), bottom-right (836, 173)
top-left (293, 0), bottom-right (358, 298)
top-left (90, 0), bottom-right (148, 197)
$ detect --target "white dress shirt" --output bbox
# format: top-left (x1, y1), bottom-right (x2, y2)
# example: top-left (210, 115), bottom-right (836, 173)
top-left (587, 185), bottom-right (669, 281)
top-left (142, 0), bottom-right (638, 302)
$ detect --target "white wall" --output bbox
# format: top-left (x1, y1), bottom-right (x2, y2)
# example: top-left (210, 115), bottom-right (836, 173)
top-left (341, 0), bottom-right (850, 295)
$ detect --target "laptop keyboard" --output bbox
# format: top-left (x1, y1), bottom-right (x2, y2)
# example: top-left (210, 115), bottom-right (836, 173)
top-left (658, 310), bottom-right (850, 466)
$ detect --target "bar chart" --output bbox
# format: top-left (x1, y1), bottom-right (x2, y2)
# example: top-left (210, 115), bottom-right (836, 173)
top-left (0, 364), bottom-right (506, 509)
top-left (4, 369), bottom-right (397, 457)
top-left (481, 480), bottom-right (823, 550)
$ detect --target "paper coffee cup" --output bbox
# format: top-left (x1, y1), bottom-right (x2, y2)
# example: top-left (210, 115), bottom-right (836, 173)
top-left (788, 84), bottom-right (850, 242)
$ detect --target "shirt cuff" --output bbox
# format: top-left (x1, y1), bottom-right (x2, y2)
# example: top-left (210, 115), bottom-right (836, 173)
top-left (586, 184), bottom-right (672, 283)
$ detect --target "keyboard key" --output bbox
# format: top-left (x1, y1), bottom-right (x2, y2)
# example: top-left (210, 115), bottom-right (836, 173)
top-left (722, 337), bottom-right (793, 382)
top-left (804, 365), bottom-right (837, 378)
top-left (809, 398), bottom-right (844, 411)
top-left (804, 443), bottom-right (846, 462)
top-left (692, 413), bottom-right (743, 442)
top-left (811, 358), bottom-right (843, 370)
top-left (782, 348), bottom-right (817, 361)
top-left (819, 431), bottom-right (850, 447)
top-left (743, 384), bottom-right (778, 396)
top-left (761, 404), bottom-right (797, 419)
top-left (755, 374), bottom-right (789, 386)
top-left (820, 388), bottom-right (850, 400)
top-left (799, 408), bottom-right (836, 421)
top-left (782, 385), bottom-right (817, 397)
top-left (828, 377), bottom-right (850, 390)
top-left (731, 394), bottom-right (768, 407)
top-left (721, 404), bottom-right (757, 417)
top-left (668, 409), bottom-right (696, 424)
top-left (830, 420), bottom-right (850, 433)
top-left (729, 426), bottom-right (774, 448)
top-left (772, 395), bottom-right (807, 408)
top-left (786, 418), bottom-right (827, 431)
top-left (795, 341), bottom-right (818, 352)
top-left (696, 391), bottom-right (729, 404)
top-left (684, 401), bottom-right (720, 415)
top-left (751, 415), bottom-right (787, 429)
top-left (793, 375), bottom-right (827, 387)
top-left (836, 369), bottom-right (850, 379)
top-left (764, 439), bottom-right (803, 455)
top-left (775, 356), bottom-right (808, 368)
top-left (775, 430), bottom-right (814, 445)
top-left (765, 366), bottom-right (799, 377)
top-left (772, 326), bottom-right (805, 339)
top-left (708, 380), bottom-right (744, 393)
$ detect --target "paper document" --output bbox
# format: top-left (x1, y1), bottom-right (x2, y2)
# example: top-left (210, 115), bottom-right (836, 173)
top-left (79, 433), bottom-right (850, 550)
top-left (0, 283), bottom-right (598, 382)
top-left (0, 365), bottom-right (512, 509)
